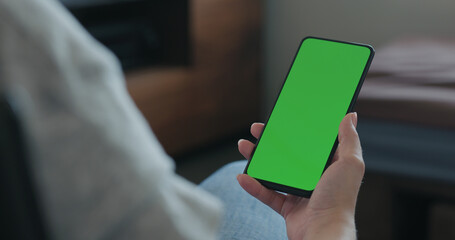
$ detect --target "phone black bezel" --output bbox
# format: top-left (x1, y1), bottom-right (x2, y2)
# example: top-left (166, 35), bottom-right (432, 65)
top-left (243, 36), bottom-right (375, 198)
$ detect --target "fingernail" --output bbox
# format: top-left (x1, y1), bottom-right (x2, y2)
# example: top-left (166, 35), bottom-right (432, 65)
top-left (238, 139), bottom-right (243, 145)
top-left (351, 112), bottom-right (358, 125)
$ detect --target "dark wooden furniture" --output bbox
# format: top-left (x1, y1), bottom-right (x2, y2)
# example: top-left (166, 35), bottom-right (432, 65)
top-left (354, 39), bottom-right (455, 240)
top-left (126, 0), bottom-right (262, 156)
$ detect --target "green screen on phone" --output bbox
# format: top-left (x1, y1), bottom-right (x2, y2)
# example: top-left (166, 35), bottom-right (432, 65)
top-left (246, 37), bottom-right (373, 192)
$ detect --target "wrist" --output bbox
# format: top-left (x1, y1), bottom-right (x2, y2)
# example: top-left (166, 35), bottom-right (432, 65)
top-left (302, 211), bottom-right (356, 240)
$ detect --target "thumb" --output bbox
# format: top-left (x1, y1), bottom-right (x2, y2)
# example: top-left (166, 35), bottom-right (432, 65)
top-left (236, 174), bottom-right (286, 215)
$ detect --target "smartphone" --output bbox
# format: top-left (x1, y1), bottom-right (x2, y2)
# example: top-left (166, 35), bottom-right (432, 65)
top-left (244, 36), bottom-right (374, 197)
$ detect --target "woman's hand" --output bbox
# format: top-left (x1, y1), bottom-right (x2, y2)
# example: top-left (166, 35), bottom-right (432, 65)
top-left (237, 113), bottom-right (364, 240)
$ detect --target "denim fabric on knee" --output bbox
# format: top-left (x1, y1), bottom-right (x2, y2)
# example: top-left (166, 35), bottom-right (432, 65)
top-left (200, 161), bottom-right (287, 240)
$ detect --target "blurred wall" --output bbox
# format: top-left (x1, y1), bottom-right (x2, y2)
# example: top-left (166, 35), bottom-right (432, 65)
top-left (263, 0), bottom-right (455, 114)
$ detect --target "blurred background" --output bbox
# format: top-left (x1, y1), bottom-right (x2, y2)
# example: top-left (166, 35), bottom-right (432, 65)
top-left (46, 0), bottom-right (455, 239)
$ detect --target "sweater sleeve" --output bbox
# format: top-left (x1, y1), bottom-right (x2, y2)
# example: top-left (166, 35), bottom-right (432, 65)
top-left (0, 0), bottom-right (223, 239)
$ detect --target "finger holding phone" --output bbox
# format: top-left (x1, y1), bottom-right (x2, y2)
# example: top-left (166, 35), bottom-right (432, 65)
top-left (238, 114), bottom-right (364, 240)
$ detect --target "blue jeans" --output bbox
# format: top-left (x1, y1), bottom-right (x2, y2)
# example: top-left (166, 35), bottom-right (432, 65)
top-left (199, 161), bottom-right (288, 240)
